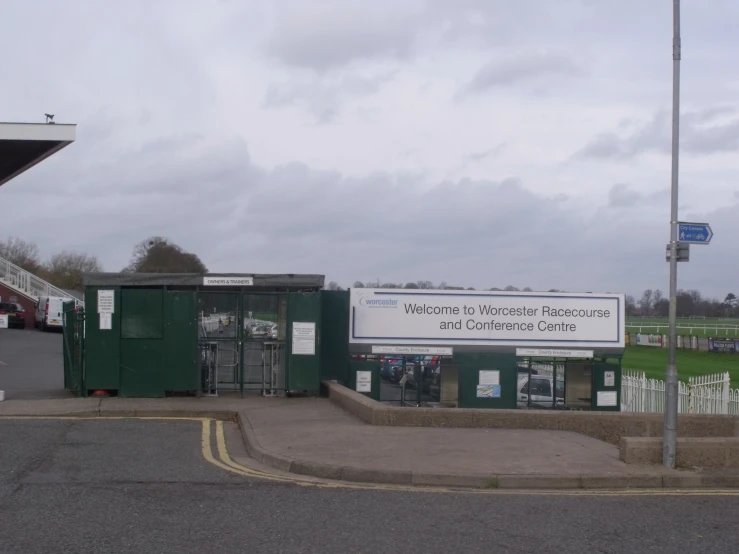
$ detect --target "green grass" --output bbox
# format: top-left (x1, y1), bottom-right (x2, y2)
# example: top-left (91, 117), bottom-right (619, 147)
top-left (626, 317), bottom-right (739, 338)
top-left (623, 346), bottom-right (739, 386)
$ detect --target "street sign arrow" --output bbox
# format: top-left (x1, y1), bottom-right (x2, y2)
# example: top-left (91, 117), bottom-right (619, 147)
top-left (677, 222), bottom-right (712, 244)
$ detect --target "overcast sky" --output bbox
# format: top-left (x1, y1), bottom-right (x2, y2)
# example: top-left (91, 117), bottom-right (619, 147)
top-left (1, 0), bottom-right (738, 299)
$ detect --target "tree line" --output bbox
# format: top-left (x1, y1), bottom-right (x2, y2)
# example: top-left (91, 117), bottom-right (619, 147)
top-left (629, 289), bottom-right (739, 319)
top-left (327, 280), bottom-right (561, 292)
top-left (3, 236), bottom-right (734, 318)
top-left (0, 236), bottom-right (207, 292)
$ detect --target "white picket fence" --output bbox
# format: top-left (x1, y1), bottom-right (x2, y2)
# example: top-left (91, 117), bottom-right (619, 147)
top-left (621, 370), bottom-right (739, 415)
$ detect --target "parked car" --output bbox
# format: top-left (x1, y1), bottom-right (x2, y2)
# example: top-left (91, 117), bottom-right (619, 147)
top-left (35, 296), bottom-right (72, 331)
top-left (0, 302), bottom-right (26, 329)
top-left (517, 373), bottom-right (565, 409)
top-left (250, 323), bottom-right (278, 339)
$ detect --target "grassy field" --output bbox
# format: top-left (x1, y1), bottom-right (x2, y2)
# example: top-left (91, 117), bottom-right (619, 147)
top-left (622, 345), bottom-right (739, 386)
top-left (626, 317), bottom-right (739, 338)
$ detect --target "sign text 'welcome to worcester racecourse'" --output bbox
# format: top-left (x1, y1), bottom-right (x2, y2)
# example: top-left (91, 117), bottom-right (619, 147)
top-left (349, 289), bottom-right (624, 348)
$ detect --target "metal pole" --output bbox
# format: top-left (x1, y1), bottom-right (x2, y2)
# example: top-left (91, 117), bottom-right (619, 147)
top-left (664, 0), bottom-right (681, 469)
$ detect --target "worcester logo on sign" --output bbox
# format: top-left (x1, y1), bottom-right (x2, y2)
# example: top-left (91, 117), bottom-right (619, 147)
top-left (358, 295), bottom-right (399, 308)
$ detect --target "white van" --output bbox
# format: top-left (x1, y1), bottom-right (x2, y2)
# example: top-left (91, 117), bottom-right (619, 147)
top-left (35, 296), bottom-right (72, 331)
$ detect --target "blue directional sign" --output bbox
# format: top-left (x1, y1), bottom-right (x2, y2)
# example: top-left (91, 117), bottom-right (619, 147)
top-left (678, 222), bottom-right (713, 244)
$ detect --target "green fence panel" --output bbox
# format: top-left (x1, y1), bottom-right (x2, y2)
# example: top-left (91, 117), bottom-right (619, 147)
top-left (84, 286), bottom-right (121, 392)
top-left (319, 290), bottom-right (350, 383)
top-left (286, 292), bottom-right (322, 394)
top-left (456, 353), bottom-right (518, 409)
top-left (163, 290), bottom-right (198, 392)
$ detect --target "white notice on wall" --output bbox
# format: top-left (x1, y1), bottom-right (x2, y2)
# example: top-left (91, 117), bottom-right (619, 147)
top-left (292, 322), bottom-right (316, 355)
top-left (356, 371), bottom-right (372, 393)
top-left (597, 391), bottom-right (618, 407)
top-left (99, 313), bottom-right (112, 330)
top-left (604, 371), bottom-right (615, 387)
top-left (479, 370), bottom-right (500, 386)
top-left (98, 290), bottom-right (114, 314)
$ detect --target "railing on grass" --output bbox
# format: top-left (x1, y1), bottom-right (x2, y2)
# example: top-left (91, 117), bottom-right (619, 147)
top-left (621, 370), bottom-right (738, 415)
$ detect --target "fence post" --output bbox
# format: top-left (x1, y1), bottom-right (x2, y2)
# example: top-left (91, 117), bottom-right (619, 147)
top-left (688, 377), bottom-right (694, 414)
top-left (722, 372), bottom-right (730, 414)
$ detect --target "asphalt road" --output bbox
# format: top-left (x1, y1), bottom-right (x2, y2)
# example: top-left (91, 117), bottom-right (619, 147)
top-left (1, 418), bottom-right (739, 554)
top-left (0, 327), bottom-right (70, 400)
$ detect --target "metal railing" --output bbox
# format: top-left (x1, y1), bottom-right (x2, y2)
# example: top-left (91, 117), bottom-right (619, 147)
top-left (0, 255), bottom-right (83, 306)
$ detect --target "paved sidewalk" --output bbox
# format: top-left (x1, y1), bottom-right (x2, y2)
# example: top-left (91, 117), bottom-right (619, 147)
top-left (2, 395), bottom-right (736, 489)
top-left (239, 397), bottom-right (681, 486)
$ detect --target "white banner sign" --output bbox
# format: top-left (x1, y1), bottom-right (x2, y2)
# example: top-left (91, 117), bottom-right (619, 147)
top-left (0, 314), bottom-right (7, 329)
top-left (203, 276), bottom-right (254, 286)
top-left (371, 345), bottom-right (453, 356)
top-left (350, 289), bottom-right (624, 348)
top-left (636, 334), bottom-right (663, 347)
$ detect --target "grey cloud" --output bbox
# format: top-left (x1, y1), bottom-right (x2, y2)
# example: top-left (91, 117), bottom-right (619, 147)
top-left (465, 144), bottom-right (506, 162)
top-left (263, 72), bottom-right (394, 123)
top-left (265, 1), bottom-right (417, 71)
top-left (464, 53), bottom-right (582, 93)
top-left (608, 183), bottom-right (668, 208)
top-left (576, 108), bottom-right (739, 159)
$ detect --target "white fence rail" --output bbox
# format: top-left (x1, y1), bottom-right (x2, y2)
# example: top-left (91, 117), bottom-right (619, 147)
top-left (621, 370), bottom-right (739, 415)
top-left (626, 324), bottom-right (739, 336)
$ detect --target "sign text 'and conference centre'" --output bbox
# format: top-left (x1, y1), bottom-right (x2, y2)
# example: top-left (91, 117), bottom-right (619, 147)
top-left (350, 289), bottom-right (624, 348)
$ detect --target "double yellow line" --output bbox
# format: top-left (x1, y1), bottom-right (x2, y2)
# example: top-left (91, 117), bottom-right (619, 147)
top-left (4, 415), bottom-right (739, 496)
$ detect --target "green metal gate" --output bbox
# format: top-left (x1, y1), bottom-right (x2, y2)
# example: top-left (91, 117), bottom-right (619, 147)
top-left (62, 301), bottom-right (85, 396)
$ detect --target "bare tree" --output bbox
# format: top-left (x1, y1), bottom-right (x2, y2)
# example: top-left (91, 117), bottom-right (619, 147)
top-left (504, 285), bottom-right (519, 291)
top-left (352, 281), bottom-right (365, 289)
top-left (124, 237), bottom-right (207, 273)
top-left (44, 251), bottom-right (102, 290)
top-left (0, 236), bottom-right (42, 273)
top-left (640, 289), bottom-right (653, 315)
top-left (625, 295), bottom-right (637, 316)
top-left (326, 281), bottom-right (343, 291)
top-left (404, 282), bottom-right (420, 289)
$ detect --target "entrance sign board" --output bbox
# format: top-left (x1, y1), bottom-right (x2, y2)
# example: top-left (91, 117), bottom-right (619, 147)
top-left (350, 289), bottom-right (624, 349)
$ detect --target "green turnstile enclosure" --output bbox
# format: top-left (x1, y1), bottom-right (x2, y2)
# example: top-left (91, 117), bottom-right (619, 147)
top-left (81, 273), bottom-right (323, 398)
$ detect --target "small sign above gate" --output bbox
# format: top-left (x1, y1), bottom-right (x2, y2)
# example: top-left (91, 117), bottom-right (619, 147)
top-left (203, 277), bottom-right (254, 286)
top-left (516, 348), bottom-right (594, 358)
top-left (371, 345), bottom-right (453, 356)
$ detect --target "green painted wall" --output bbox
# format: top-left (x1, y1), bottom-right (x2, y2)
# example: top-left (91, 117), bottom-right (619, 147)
top-left (163, 291), bottom-right (198, 392)
top-left (456, 352), bottom-right (518, 409)
top-left (286, 292), bottom-right (322, 394)
top-left (84, 286), bottom-right (121, 391)
top-left (319, 290), bottom-right (350, 383)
